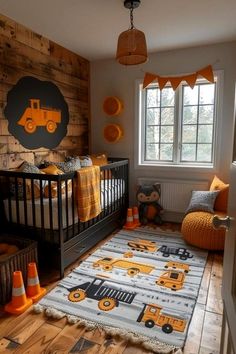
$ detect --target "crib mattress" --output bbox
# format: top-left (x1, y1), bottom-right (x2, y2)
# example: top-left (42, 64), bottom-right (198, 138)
top-left (4, 179), bottom-right (125, 230)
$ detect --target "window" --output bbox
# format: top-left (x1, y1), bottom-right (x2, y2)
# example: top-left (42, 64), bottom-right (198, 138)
top-left (137, 72), bottom-right (222, 168)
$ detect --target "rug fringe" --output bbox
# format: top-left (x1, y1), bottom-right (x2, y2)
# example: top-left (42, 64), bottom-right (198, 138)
top-left (33, 304), bottom-right (183, 354)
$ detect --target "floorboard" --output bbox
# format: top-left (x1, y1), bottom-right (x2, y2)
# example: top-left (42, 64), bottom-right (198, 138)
top-left (0, 224), bottom-right (223, 354)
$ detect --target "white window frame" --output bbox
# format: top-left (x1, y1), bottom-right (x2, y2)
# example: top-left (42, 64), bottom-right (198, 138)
top-left (135, 70), bottom-right (224, 173)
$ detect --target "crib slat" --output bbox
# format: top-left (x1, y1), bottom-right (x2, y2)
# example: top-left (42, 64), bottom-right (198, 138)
top-left (22, 178), bottom-right (28, 227)
top-left (31, 179), bottom-right (36, 229)
top-left (15, 177), bottom-right (20, 225)
top-left (39, 179), bottom-right (45, 231)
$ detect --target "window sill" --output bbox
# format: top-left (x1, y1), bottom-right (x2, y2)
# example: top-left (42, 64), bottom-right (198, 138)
top-left (135, 163), bottom-right (216, 174)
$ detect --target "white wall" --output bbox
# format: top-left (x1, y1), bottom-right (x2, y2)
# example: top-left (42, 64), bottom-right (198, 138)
top-left (90, 41), bottom-right (236, 205)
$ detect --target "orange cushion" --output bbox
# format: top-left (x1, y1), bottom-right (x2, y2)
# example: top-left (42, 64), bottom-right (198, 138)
top-left (209, 175), bottom-right (229, 212)
top-left (90, 154), bottom-right (112, 179)
top-left (90, 153), bottom-right (108, 166)
top-left (40, 165), bottom-right (64, 175)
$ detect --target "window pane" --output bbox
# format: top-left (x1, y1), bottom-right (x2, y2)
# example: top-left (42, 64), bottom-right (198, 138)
top-left (161, 107), bottom-right (174, 125)
top-left (199, 105), bottom-right (214, 123)
top-left (146, 126), bottom-right (159, 143)
top-left (182, 125), bottom-right (197, 143)
top-left (200, 84), bottom-right (215, 104)
top-left (183, 86), bottom-right (198, 105)
top-left (181, 144), bottom-right (196, 161)
top-left (197, 144), bottom-right (212, 162)
top-left (147, 88), bottom-right (160, 107)
top-left (146, 144), bottom-right (159, 160)
top-left (161, 126), bottom-right (174, 143)
top-left (147, 108), bottom-right (160, 125)
top-left (161, 87), bottom-right (175, 106)
top-left (198, 125), bottom-right (213, 143)
top-left (183, 106), bottom-right (198, 124)
top-left (160, 144), bottom-right (173, 161)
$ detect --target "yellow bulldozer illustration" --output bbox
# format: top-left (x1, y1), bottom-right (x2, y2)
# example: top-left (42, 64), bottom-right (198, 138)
top-left (137, 303), bottom-right (186, 333)
top-left (127, 239), bottom-right (158, 252)
top-left (156, 270), bottom-right (185, 291)
top-left (17, 99), bottom-right (61, 134)
top-left (93, 257), bottom-right (155, 276)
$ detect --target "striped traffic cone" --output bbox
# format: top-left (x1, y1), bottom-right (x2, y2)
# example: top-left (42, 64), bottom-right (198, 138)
top-left (123, 208), bottom-right (136, 230)
top-left (26, 262), bottom-right (46, 302)
top-left (133, 206), bottom-right (141, 227)
top-left (5, 271), bottom-right (32, 315)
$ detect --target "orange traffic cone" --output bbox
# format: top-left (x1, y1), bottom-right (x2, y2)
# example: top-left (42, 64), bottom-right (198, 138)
top-left (26, 262), bottom-right (46, 302)
top-left (5, 271), bottom-right (32, 315)
top-left (133, 206), bottom-right (141, 227)
top-left (123, 208), bottom-right (136, 230)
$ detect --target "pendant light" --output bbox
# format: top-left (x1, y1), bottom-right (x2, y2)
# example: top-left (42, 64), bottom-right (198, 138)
top-left (116, 0), bottom-right (148, 65)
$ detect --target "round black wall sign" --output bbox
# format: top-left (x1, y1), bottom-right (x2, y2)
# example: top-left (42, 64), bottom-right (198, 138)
top-left (4, 76), bottom-right (69, 149)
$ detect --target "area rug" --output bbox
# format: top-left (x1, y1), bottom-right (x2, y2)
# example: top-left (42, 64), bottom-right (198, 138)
top-left (35, 227), bottom-right (208, 353)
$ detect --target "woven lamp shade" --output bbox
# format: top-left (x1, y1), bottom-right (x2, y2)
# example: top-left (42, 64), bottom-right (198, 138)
top-left (116, 28), bottom-right (147, 65)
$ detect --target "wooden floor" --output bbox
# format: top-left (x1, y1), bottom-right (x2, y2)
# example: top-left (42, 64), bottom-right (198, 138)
top-left (0, 223), bottom-right (223, 354)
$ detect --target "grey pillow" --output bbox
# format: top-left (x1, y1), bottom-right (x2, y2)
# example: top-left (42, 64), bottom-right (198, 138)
top-left (185, 190), bottom-right (220, 214)
top-left (19, 161), bottom-right (41, 174)
top-left (44, 157), bottom-right (81, 173)
top-left (79, 156), bottom-right (93, 167)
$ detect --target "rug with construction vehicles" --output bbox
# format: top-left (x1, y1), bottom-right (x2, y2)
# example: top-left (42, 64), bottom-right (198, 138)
top-left (35, 227), bottom-right (208, 353)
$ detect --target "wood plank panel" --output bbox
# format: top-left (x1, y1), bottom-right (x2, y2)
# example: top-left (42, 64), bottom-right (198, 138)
top-left (0, 14), bottom-right (16, 41)
top-left (44, 324), bottom-right (85, 353)
top-left (99, 336), bottom-right (127, 354)
top-left (50, 41), bottom-right (89, 81)
top-left (0, 35), bottom-right (89, 93)
top-left (206, 253), bottom-right (223, 314)
top-left (6, 313), bottom-right (45, 344)
top-left (199, 311), bottom-right (222, 354)
top-left (0, 62), bottom-right (87, 102)
top-left (0, 308), bottom-right (33, 338)
top-left (0, 338), bottom-right (20, 352)
top-left (0, 14), bottom-right (89, 79)
top-left (183, 303), bottom-right (205, 354)
top-left (0, 12), bottom-right (90, 165)
top-left (197, 253), bottom-right (213, 305)
top-left (15, 23), bottom-right (50, 56)
top-left (13, 322), bottom-right (61, 354)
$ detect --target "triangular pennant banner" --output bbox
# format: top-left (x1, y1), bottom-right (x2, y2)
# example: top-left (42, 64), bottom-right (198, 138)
top-left (183, 73), bottom-right (198, 89)
top-left (143, 72), bottom-right (157, 89)
top-left (157, 76), bottom-right (169, 90)
top-left (143, 65), bottom-right (214, 90)
top-left (169, 77), bottom-right (182, 91)
top-left (197, 65), bottom-right (214, 83)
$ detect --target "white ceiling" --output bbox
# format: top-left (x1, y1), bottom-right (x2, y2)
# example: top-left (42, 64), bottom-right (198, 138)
top-left (0, 0), bottom-right (236, 61)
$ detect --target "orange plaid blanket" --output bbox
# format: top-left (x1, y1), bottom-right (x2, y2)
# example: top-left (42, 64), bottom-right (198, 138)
top-left (76, 166), bottom-right (101, 222)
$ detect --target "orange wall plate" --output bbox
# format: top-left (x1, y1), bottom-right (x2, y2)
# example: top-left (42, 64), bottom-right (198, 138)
top-left (103, 96), bottom-right (123, 116)
top-left (103, 124), bottom-right (124, 143)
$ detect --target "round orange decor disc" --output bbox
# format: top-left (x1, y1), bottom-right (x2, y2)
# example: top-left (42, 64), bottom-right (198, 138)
top-left (103, 96), bottom-right (123, 116)
top-left (103, 124), bottom-right (123, 143)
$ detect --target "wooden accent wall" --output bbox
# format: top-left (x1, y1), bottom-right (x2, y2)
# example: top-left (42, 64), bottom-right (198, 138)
top-left (0, 13), bottom-right (90, 169)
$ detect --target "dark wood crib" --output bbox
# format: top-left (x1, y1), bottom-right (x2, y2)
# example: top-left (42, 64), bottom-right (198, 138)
top-left (0, 158), bottom-right (129, 278)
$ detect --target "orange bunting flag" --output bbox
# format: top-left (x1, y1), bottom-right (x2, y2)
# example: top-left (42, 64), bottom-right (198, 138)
top-left (143, 72), bottom-right (157, 89)
top-left (169, 77), bottom-right (182, 91)
top-left (183, 73), bottom-right (198, 89)
top-left (157, 76), bottom-right (169, 90)
top-left (197, 65), bottom-right (214, 83)
top-left (142, 65), bottom-right (214, 90)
